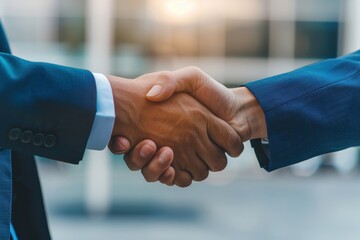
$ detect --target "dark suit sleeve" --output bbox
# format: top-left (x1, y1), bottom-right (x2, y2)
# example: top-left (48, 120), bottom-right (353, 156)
top-left (0, 53), bottom-right (97, 164)
top-left (245, 50), bottom-right (360, 171)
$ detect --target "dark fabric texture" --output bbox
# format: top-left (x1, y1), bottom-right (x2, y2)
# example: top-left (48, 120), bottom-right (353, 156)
top-left (0, 21), bottom-right (97, 239)
top-left (0, 149), bottom-right (12, 239)
top-left (11, 152), bottom-right (51, 240)
top-left (247, 51), bottom-right (360, 171)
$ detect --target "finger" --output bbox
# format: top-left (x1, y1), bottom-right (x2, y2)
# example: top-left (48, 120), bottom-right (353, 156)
top-left (108, 136), bottom-right (131, 154)
top-left (172, 151), bottom-right (208, 183)
top-left (207, 116), bottom-right (244, 158)
top-left (186, 152), bottom-right (209, 181)
top-left (174, 170), bottom-right (193, 188)
top-left (123, 140), bottom-right (157, 171)
top-left (192, 153), bottom-right (210, 181)
top-left (141, 147), bottom-right (174, 182)
top-left (159, 167), bottom-right (175, 186)
top-left (175, 67), bottom-right (234, 118)
top-left (146, 67), bottom-right (236, 122)
top-left (146, 73), bottom-right (177, 102)
top-left (146, 67), bottom-right (203, 102)
top-left (196, 136), bottom-right (228, 173)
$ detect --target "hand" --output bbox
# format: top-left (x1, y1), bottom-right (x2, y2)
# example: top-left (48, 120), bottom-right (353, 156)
top-left (146, 67), bottom-right (267, 141)
top-left (138, 67), bottom-right (267, 184)
top-left (107, 72), bottom-right (243, 187)
top-left (108, 137), bottom-right (176, 186)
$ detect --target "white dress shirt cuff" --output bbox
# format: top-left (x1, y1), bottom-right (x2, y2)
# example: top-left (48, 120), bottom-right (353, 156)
top-left (86, 73), bottom-right (115, 150)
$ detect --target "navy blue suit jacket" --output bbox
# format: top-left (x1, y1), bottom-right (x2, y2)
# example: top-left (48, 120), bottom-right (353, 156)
top-left (246, 51), bottom-right (360, 172)
top-left (0, 21), bottom-right (97, 239)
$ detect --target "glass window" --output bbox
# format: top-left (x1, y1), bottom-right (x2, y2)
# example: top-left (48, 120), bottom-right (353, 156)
top-left (295, 21), bottom-right (339, 59)
top-left (114, 19), bottom-right (153, 46)
top-left (57, 0), bottom-right (86, 51)
top-left (2, 17), bottom-right (39, 42)
top-left (116, 0), bottom-right (147, 18)
top-left (57, 17), bottom-right (86, 51)
top-left (225, 20), bottom-right (269, 57)
top-left (296, 0), bottom-right (342, 21)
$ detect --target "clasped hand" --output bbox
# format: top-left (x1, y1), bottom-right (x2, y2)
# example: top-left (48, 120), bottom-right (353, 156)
top-left (107, 67), bottom-right (267, 187)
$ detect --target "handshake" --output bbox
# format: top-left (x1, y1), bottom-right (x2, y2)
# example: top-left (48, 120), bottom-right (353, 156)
top-left (106, 67), bottom-right (267, 187)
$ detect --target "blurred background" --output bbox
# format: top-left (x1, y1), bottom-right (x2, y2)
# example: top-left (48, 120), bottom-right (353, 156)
top-left (2, 0), bottom-right (360, 239)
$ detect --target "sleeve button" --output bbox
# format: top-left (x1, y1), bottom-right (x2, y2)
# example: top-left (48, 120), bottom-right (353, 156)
top-left (21, 130), bottom-right (33, 144)
top-left (8, 128), bottom-right (22, 141)
top-left (32, 133), bottom-right (45, 146)
top-left (44, 135), bottom-right (56, 148)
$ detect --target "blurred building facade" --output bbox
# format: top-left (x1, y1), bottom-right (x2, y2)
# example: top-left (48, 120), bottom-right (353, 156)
top-left (2, 0), bottom-right (359, 84)
top-left (1, 0), bottom-right (360, 186)
top-left (2, 1), bottom-right (360, 239)
top-left (1, 0), bottom-right (360, 189)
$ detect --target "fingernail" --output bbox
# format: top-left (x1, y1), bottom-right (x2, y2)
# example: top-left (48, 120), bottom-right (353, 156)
top-left (163, 170), bottom-right (173, 179)
top-left (140, 145), bottom-right (155, 158)
top-left (158, 150), bottom-right (171, 165)
top-left (146, 85), bottom-right (162, 97)
top-left (113, 138), bottom-right (128, 152)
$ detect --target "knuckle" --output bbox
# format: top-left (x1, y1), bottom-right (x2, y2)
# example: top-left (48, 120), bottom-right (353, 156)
top-left (177, 182), bottom-right (192, 188)
top-left (183, 130), bottom-right (196, 145)
top-left (160, 176), bottom-right (174, 186)
top-left (124, 155), bottom-right (142, 171)
top-left (186, 66), bottom-right (203, 75)
top-left (185, 66), bottom-right (204, 90)
top-left (108, 146), bottom-right (118, 154)
top-left (175, 178), bottom-right (192, 188)
top-left (141, 169), bottom-right (157, 183)
top-left (107, 141), bottom-right (121, 154)
top-left (157, 71), bottom-right (173, 83)
top-left (193, 170), bottom-right (209, 182)
top-left (230, 143), bottom-right (244, 158)
top-left (126, 163), bottom-right (138, 172)
top-left (224, 128), bottom-right (238, 145)
top-left (212, 157), bottom-right (227, 172)
top-left (132, 161), bottom-right (143, 170)
top-left (159, 175), bottom-right (169, 184)
top-left (226, 131), bottom-right (243, 156)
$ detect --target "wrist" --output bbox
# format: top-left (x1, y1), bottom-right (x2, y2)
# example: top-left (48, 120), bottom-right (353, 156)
top-left (107, 75), bottom-right (143, 137)
top-left (232, 87), bottom-right (267, 140)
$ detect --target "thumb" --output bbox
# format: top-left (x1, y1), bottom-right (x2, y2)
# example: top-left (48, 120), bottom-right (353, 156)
top-left (145, 67), bottom-right (234, 121)
top-left (146, 83), bottom-right (176, 102)
top-left (146, 67), bottom-right (202, 102)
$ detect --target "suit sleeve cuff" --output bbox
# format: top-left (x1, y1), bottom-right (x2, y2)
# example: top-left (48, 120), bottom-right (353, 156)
top-left (86, 73), bottom-right (115, 150)
top-left (250, 139), bottom-right (271, 171)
